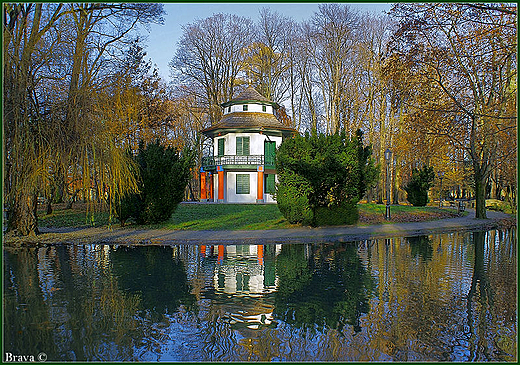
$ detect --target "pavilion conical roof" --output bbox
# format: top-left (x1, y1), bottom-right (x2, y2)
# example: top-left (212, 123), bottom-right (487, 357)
top-left (201, 112), bottom-right (295, 136)
top-left (221, 85), bottom-right (279, 108)
top-left (201, 85), bottom-right (297, 137)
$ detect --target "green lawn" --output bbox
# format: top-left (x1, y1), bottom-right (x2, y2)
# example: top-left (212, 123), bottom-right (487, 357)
top-left (167, 203), bottom-right (293, 230)
top-left (38, 204), bottom-right (112, 228)
top-left (38, 202), bottom-right (461, 231)
top-left (360, 202), bottom-right (452, 214)
top-left (166, 203), bottom-right (459, 230)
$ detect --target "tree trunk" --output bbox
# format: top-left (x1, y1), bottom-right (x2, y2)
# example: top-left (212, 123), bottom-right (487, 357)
top-left (474, 170), bottom-right (487, 219)
top-left (66, 189), bottom-right (80, 210)
top-left (46, 199), bottom-right (53, 215)
top-left (8, 193), bottom-right (40, 236)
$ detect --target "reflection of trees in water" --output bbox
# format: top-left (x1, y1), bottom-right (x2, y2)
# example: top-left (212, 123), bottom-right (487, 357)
top-left (366, 235), bottom-right (467, 361)
top-left (4, 245), bottom-right (197, 361)
top-left (274, 243), bottom-right (374, 332)
top-left (196, 308), bottom-right (247, 361)
top-left (406, 235), bottom-right (433, 261)
top-left (362, 231), bottom-right (517, 362)
top-left (466, 230), bottom-right (516, 361)
top-left (111, 246), bottom-right (196, 319)
top-left (4, 248), bottom-right (56, 358)
top-left (4, 233), bottom-right (516, 362)
top-left (484, 229), bottom-right (517, 360)
top-left (466, 231), bottom-right (491, 361)
top-left (4, 246), bottom-right (143, 360)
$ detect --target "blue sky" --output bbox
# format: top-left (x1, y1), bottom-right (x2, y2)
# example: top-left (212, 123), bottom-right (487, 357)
top-left (141, 3), bottom-right (393, 80)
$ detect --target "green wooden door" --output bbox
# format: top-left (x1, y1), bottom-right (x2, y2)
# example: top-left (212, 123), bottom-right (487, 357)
top-left (264, 141), bottom-right (276, 168)
top-left (265, 174), bottom-right (275, 194)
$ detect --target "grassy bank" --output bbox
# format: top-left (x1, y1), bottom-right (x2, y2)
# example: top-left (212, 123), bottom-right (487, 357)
top-left (37, 202), bottom-right (461, 231)
top-left (37, 203), bottom-right (112, 228)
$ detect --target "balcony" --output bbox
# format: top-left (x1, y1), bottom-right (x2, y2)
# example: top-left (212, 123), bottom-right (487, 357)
top-left (202, 155), bottom-right (275, 170)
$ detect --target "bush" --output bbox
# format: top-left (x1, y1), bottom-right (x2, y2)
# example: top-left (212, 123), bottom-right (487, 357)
top-left (276, 171), bottom-right (314, 225)
top-left (115, 191), bottom-right (141, 226)
top-left (404, 165), bottom-right (435, 206)
top-left (115, 140), bottom-right (194, 225)
top-left (314, 201), bottom-right (359, 226)
top-left (275, 129), bottom-right (378, 226)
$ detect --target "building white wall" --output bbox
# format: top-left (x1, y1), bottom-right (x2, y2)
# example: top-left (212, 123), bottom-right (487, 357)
top-left (213, 133), bottom-right (282, 156)
top-left (223, 103), bottom-right (273, 115)
top-left (211, 130), bottom-right (282, 203)
top-left (212, 171), bottom-right (277, 203)
top-left (227, 171), bottom-right (257, 203)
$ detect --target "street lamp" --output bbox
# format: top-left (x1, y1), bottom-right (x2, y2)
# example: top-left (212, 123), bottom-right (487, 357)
top-left (438, 171), bottom-right (445, 207)
top-left (384, 148), bottom-right (392, 220)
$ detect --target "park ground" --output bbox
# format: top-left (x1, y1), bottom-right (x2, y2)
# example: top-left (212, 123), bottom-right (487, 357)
top-left (3, 201), bottom-right (516, 247)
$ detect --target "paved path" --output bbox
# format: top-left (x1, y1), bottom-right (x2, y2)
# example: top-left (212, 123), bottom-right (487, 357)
top-left (18, 208), bottom-right (514, 246)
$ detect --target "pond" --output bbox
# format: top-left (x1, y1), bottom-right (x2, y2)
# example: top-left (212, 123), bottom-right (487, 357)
top-left (3, 229), bottom-right (517, 362)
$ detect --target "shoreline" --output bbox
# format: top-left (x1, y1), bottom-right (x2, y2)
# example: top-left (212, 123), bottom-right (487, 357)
top-left (3, 209), bottom-right (516, 247)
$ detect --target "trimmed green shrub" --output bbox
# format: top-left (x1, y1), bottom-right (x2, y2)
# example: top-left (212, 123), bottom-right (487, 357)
top-left (276, 171), bottom-right (314, 225)
top-left (404, 165), bottom-right (435, 206)
top-left (314, 201), bottom-right (359, 226)
top-left (275, 129), bottom-right (378, 226)
top-left (115, 140), bottom-right (194, 225)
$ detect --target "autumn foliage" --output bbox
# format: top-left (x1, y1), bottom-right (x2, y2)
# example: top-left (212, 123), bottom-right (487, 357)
top-left (3, 3), bottom-right (516, 236)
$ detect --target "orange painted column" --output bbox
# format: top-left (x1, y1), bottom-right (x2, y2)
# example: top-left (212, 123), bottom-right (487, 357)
top-left (209, 173), bottom-right (214, 201)
top-left (217, 166), bottom-right (224, 202)
top-left (200, 171), bottom-right (207, 201)
top-left (218, 244), bottom-right (225, 264)
top-left (257, 244), bottom-right (264, 265)
top-left (257, 166), bottom-right (264, 203)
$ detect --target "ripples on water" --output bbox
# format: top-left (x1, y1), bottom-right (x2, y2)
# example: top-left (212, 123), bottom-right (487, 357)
top-left (3, 229), bottom-right (517, 362)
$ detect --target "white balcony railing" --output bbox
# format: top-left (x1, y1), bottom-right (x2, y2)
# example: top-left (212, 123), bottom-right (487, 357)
top-left (202, 155), bottom-right (275, 169)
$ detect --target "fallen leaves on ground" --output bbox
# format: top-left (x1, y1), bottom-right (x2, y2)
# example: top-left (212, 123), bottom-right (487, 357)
top-left (359, 210), bottom-right (459, 225)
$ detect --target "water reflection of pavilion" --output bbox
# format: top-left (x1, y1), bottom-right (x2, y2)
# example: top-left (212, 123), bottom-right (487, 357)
top-left (196, 244), bottom-right (286, 329)
top-left (204, 245), bottom-right (281, 294)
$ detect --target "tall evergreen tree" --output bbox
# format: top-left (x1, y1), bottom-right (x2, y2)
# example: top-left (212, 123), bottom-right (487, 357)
top-left (115, 141), bottom-right (194, 225)
top-left (404, 165), bottom-right (435, 207)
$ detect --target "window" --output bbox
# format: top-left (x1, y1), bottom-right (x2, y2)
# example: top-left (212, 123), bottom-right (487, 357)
top-left (217, 138), bottom-right (224, 156)
top-left (262, 105), bottom-right (266, 112)
top-left (243, 104), bottom-right (248, 111)
top-left (236, 136), bottom-right (250, 156)
top-left (236, 174), bottom-right (250, 194)
top-left (228, 106), bottom-right (231, 113)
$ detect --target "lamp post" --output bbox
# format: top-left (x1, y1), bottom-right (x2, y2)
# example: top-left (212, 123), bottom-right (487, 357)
top-left (384, 148), bottom-right (392, 220)
top-left (438, 171), bottom-right (445, 207)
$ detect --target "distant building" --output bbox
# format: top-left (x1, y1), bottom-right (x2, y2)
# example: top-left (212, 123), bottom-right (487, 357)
top-left (200, 86), bottom-right (297, 203)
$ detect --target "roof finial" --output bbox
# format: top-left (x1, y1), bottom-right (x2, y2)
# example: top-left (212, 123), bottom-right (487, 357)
top-left (246, 69), bottom-right (252, 87)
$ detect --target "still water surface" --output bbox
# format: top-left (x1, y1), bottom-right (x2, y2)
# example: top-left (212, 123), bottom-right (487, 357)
top-left (3, 229), bottom-right (517, 361)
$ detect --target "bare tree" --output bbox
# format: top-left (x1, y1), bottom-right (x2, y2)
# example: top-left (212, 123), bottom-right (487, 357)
top-left (309, 4), bottom-right (361, 134)
top-left (170, 13), bottom-right (254, 124)
top-left (245, 8), bottom-right (294, 105)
